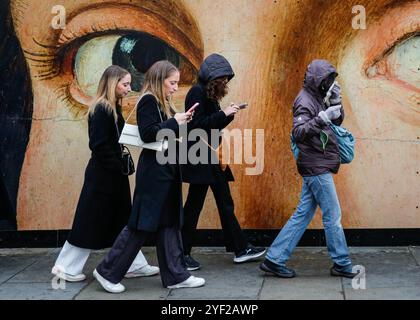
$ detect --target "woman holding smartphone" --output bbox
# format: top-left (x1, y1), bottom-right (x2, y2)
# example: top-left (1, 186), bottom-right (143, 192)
top-left (181, 53), bottom-right (265, 271)
top-left (93, 61), bottom-right (205, 293)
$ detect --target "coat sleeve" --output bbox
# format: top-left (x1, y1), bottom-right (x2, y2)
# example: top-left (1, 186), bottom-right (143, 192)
top-left (137, 95), bottom-right (179, 143)
top-left (89, 105), bottom-right (122, 172)
top-left (292, 103), bottom-right (327, 143)
top-left (186, 86), bottom-right (234, 131)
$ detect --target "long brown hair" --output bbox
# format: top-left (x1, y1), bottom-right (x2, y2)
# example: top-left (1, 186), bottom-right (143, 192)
top-left (139, 60), bottom-right (179, 119)
top-left (89, 65), bottom-right (129, 122)
top-left (207, 77), bottom-right (229, 102)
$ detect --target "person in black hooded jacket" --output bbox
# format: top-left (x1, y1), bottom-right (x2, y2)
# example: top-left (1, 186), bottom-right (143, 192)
top-left (181, 54), bottom-right (266, 270)
top-left (260, 59), bottom-right (357, 279)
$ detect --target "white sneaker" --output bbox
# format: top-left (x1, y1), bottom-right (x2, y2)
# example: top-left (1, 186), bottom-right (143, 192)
top-left (125, 264), bottom-right (160, 278)
top-left (167, 276), bottom-right (205, 289)
top-left (51, 265), bottom-right (86, 282)
top-left (93, 269), bottom-right (125, 293)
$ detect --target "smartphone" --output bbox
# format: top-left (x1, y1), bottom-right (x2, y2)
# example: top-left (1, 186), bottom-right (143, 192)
top-left (188, 103), bottom-right (199, 113)
top-left (238, 103), bottom-right (248, 109)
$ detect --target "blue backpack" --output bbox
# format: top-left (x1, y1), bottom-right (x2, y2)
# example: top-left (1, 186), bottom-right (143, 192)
top-left (290, 124), bottom-right (355, 164)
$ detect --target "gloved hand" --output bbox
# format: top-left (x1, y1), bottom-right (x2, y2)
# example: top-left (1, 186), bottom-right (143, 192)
top-left (318, 105), bottom-right (341, 124)
top-left (329, 83), bottom-right (342, 106)
top-left (324, 82), bottom-right (342, 107)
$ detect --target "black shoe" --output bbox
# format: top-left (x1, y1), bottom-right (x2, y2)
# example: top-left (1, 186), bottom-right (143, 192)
top-left (259, 259), bottom-right (296, 278)
top-left (184, 255), bottom-right (201, 271)
top-left (233, 244), bottom-right (266, 263)
top-left (330, 263), bottom-right (358, 279)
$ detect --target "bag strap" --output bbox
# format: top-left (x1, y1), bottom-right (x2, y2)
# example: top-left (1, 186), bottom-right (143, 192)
top-left (125, 105), bottom-right (137, 122)
top-left (156, 103), bottom-right (164, 123)
top-left (114, 120), bottom-right (124, 154)
top-left (113, 109), bottom-right (128, 155)
top-left (117, 93), bottom-right (165, 151)
top-left (134, 91), bottom-right (164, 124)
top-left (146, 92), bottom-right (164, 124)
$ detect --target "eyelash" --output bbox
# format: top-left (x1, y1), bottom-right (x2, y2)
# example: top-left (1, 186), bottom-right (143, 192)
top-left (54, 83), bottom-right (88, 115)
top-left (24, 39), bottom-right (61, 80)
top-left (29, 23), bottom-right (126, 81)
top-left (369, 31), bottom-right (420, 70)
top-left (365, 25), bottom-right (420, 77)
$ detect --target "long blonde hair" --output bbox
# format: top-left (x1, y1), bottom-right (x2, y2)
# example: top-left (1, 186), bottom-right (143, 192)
top-left (89, 65), bottom-right (129, 122)
top-left (139, 60), bottom-right (179, 119)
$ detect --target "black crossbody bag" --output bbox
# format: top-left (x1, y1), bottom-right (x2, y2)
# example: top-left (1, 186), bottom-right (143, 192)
top-left (115, 122), bottom-right (135, 176)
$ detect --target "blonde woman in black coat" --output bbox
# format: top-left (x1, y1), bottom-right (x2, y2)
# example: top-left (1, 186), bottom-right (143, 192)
top-left (52, 66), bottom-right (158, 282)
top-left (93, 61), bottom-right (205, 293)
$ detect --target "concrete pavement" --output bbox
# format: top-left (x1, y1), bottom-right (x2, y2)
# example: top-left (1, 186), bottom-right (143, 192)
top-left (1, 246), bottom-right (420, 300)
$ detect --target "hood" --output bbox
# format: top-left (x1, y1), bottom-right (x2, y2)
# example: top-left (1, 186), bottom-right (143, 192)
top-left (198, 53), bottom-right (235, 84)
top-left (303, 59), bottom-right (337, 96)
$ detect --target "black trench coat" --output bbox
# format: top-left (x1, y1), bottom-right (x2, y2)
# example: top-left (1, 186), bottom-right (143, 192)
top-left (127, 94), bottom-right (183, 232)
top-left (68, 104), bottom-right (131, 249)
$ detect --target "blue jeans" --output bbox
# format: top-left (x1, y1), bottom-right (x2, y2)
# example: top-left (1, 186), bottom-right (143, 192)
top-left (266, 173), bottom-right (352, 270)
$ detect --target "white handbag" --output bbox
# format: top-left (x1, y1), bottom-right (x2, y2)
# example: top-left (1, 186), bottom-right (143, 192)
top-left (118, 94), bottom-right (168, 152)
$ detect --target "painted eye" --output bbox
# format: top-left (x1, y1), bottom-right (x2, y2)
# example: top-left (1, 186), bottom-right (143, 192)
top-left (74, 32), bottom-right (197, 97)
top-left (113, 33), bottom-right (181, 91)
top-left (367, 35), bottom-right (420, 89)
top-left (74, 35), bottom-right (119, 97)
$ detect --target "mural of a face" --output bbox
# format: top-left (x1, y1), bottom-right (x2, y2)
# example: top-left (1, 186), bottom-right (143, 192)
top-left (9, 0), bottom-right (419, 230)
top-left (338, 0), bottom-right (419, 227)
top-left (185, 0), bottom-right (419, 229)
top-left (260, 0), bottom-right (419, 229)
top-left (0, 0), bottom-right (33, 230)
top-left (11, 0), bottom-right (203, 229)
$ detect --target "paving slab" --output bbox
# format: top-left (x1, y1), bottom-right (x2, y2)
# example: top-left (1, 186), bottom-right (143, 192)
top-left (260, 276), bottom-right (344, 300)
top-left (345, 286), bottom-right (420, 300)
top-left (342, 247), bottom-right (420, 290)
top-left (0, 256), bottom-right (39, 284)
top-left (283, 248), bottom-right (334, 277)
top-left (0, 248), bottom-right (55, 256)
top-left (167, 249), bottom-right (263, 300)
top-left (74, 247), bottom-right (165, 300)
top-left (0, 281), bottom-right (86, 300)
top-left (1, 247), bottom-right (420, 300)
top-left (409, 246), bottom-right (420, 266)
top-left (7, 254), bottom-right (65, 283)
top-left (76, 276), bottom-right (169, 300)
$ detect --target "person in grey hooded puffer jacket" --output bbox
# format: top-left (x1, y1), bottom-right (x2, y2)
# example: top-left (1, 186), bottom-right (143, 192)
top-left (260, 59), bottom-right (357, 279)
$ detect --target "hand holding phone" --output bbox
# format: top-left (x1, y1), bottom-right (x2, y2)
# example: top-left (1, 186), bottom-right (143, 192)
top-left (185, 103), bottom-right (199, 123)
top-left (187, 103), bottom-right (199, 114)
top-left (238, 103), bottom-right (248, 110)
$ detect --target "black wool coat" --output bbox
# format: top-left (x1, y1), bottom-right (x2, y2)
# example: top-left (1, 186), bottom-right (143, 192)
top-left (127, 94), bottom-right (183, 232)
top-left (68, 104), bottom-right (131, 249)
